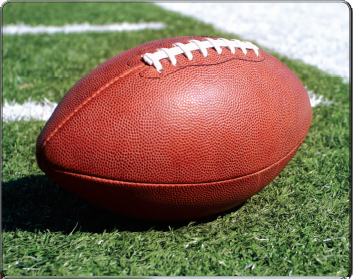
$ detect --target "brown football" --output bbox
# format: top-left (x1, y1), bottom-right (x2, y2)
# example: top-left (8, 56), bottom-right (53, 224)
top-left (36, 36), bottom-right (312, 220)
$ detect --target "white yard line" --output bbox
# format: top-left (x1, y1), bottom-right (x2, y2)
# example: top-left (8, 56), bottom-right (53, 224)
top-left (307, 91), bottom-right (333, 108)
top-left (2, 22), bottom-right (165, 35)
top-left (3, 98), bottom-right (58, 123)
top-left (157, 2), bottom-right (349, 79)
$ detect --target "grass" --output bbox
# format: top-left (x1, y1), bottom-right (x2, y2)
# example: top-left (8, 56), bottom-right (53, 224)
top-left (2, 1), bottom-right (351, 277)
top-left (2, 2), bottom-right (181, 25)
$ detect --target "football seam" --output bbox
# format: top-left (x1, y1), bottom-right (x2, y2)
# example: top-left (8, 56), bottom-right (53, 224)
top-left (139, 54), bottom-right (266, 79)
top-left (40, 63), bottom-right (146, 149)
top-left (48, 135), bottom-right (307, 186)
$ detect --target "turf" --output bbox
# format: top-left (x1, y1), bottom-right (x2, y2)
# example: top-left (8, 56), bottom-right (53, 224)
top-left (2, 2), bottom-right (180, 25)
top-left (2, 2), bottom-right (351, 277)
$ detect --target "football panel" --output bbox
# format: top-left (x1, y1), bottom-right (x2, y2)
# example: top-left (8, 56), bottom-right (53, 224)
top-left (39, 136), bottom-right (304, 221)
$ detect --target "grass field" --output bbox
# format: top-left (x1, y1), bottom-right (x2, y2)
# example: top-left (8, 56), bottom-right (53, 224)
top-left (2, 2), bottom-right (351, 276)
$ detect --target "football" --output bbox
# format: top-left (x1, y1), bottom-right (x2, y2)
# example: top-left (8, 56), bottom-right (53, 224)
top-left (36, 36), bottom-right (312, 220)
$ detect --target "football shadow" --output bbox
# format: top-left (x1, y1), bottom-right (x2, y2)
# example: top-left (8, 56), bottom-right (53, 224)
top-left (3, 175), bottom-right (244, 234)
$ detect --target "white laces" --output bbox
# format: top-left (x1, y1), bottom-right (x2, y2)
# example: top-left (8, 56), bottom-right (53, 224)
top-left (142, 38), bottom-right (259, 73)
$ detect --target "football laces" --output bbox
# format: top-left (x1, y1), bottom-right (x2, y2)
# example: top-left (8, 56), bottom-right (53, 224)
top-left (142, 38), bottom-right (259, 73)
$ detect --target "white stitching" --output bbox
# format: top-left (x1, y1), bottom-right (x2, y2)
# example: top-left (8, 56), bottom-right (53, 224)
top-left (159, 48), bottom-right (178, 66)
top-left (204, 38), bottom-right (223, 54)
top-left (142, 38), bottom-right (259, 73)
top-left (219, 38), bottom-right (236, 54)
top-left (173, 42), bottom-right (194, 61)
top-left (231, 39), bottom-right (247, 55)
top-left (189, 40), bottom-right (208, 57)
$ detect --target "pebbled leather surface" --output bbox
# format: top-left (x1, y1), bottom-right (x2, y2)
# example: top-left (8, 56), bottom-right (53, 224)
top-left (36, 36), bottom-right (312, 220)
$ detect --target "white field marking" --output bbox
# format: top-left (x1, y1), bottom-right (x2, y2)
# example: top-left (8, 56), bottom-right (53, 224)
top-left (2, 22), bottom-right (165, 35)
top-left (254, 236), bottom-right (269, 241)
top-left (3, 98), bottom-right (58, 123)
top-left (306, 89), bottom-right (333, 107)
top-left (157, 3), bottom-right (349, 79)
top-left (3, 90), bottom-right (330, 123)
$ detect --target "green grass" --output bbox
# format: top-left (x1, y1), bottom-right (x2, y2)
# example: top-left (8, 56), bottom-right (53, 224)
top-left (2, 2), bottom-right (351, 277)
top-left (3, 2), bottom-right (180, 25)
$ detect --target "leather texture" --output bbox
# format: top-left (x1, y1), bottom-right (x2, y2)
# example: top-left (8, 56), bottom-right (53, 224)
top-left (36, 36), bottom-right (312, 220)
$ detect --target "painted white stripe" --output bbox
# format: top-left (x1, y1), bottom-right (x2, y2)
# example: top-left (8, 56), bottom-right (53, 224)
top-left (2, 22), bottom-right (165, 35)
top-left (2, 92), bottom-right (330, 123)
top-left (157, 3), bottom-right (349, 79)
top-left (3, 98), bottom-right (58, 123)
top-left (308, 92), bottom-right (333, 107)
